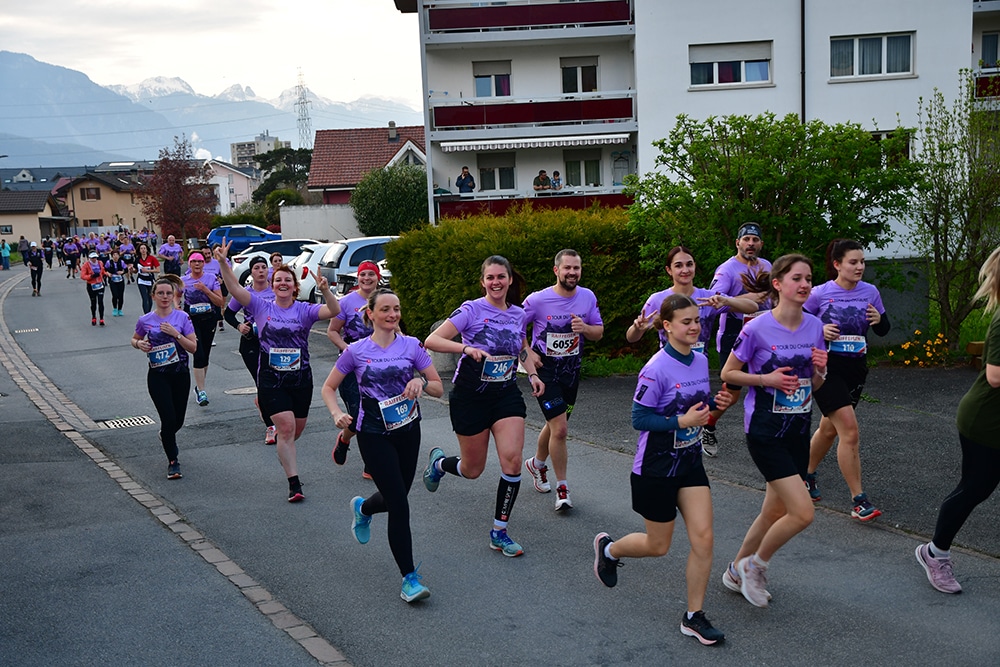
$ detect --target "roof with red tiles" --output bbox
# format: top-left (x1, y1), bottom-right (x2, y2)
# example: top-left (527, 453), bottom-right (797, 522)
top-left (307, 124), bottom-right (425, 190)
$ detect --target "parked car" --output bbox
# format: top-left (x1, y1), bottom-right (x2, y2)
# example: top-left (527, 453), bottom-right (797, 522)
top-left (316, 236), bottom-right (397, 288)
top-left (231, 238), bottom-right (318, 284)
top-left (287, 243), bottom-right (336, 303)
top-left (206, 224), bottom-right (280, 254)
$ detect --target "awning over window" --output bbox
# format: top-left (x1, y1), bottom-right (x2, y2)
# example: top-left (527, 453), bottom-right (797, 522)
top-left (440, 133), bottom-right (630, 153)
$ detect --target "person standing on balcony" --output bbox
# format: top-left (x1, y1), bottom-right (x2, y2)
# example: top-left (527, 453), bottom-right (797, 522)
top-left (456, 166), bottom-right (476, 193)
top-left (522, 249), bottom-right (604, 512)
top-left (550, 170), bottom-right (563, 191)
top-left (533, 170), bottom-right (553, 192)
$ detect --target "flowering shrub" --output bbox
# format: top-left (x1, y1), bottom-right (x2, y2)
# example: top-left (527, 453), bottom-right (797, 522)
top-left (887, 330), bottom-right (950, 367)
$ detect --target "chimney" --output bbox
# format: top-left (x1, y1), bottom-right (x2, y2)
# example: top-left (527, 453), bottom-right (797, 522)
top-left (388, 121), bottom-right (398, 141)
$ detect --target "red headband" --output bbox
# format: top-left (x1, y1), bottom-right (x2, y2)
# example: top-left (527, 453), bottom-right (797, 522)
top-left (357, 261), bottom-right (381, 280)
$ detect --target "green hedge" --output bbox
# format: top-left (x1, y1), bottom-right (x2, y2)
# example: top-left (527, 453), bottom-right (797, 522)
top-left (386, 204), bottom-right (662, 358)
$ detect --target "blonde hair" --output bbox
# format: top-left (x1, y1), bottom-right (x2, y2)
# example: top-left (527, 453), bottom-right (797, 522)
top-left (974, 246), bottom-right (1000, 313)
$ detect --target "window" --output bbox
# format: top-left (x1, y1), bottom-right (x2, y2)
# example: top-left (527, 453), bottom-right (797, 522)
top-left (564, 149), bottom-right (601, 187)
top-left (473, 61), bottom-right (511, 97)
top-left (0, 225), bottom-right (12, 235)
top-left (830, 33), bottom-right (913, 78)
top-left (983, 33), bottom-right (999, 68)
top-left (477, 152), bottom-right (515, 191)
top-left (689, 42), bottom-right (771, 87)
top-left (82, 219), bottom-right (103, 227)
top-left (611, 151), bottom-right (633, 186)
top-left (561, 56), bottom-right (598, 94)
top-left (80, 187), bottom-right (101, 201)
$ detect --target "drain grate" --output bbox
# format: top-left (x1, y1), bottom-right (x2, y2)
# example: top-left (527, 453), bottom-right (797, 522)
top-left (97, 415), bottom-right (156, 429)
top-left (14, 328), bottom-right (39, 334)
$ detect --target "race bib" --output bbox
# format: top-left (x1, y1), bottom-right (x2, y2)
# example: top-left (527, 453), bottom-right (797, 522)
top-left (378, 394), bottom-right (418, 431)
top-left (111, 274), bottom-right (124, 283)
top-left (90, 281), bottom-right (104, 291)
top-left (545, 331), bottom-right (581, 357)
top-left (772, 378), bottom-right (812, 414)
top-left (674, 425), bottom-right (703, 450)
top-left (137, 276), bottom-right (153, 286)
top-left (189, 302), bottom-right (212, 315)
top-left (829, 335), bottom-right (867, 355)
top-left (269, 347), bottom-right (301, 371)
top-left (481, 355), bottom-right (516, 382)
top-left (123, 254), bottom-right (134, 262)
top-left (147, 342), bottom-right (179, 368)
top-left (743, 310), bottom-right (765, 324)
top-left (691, 341), bottom-right (706, 355)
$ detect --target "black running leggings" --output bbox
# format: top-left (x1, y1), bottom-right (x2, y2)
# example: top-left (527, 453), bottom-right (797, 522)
top-left (87, 286), bottom-right (105, 319)
top-left (30, 267), bottom-right (42, 291)
top-left (190, 315), bottom-right (217, 369)
top-left (932, 433), bottom-right (1000, 550)
top-left (109, 279), bottom-right (125, 310)
top-left (357, 426), bottom-right (421, 576)
top-left (147, 369), bottom-right (190, 463)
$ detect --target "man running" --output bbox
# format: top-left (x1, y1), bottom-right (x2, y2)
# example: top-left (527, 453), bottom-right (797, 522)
top-left (158, 235), bottom-right (184, 276)
top-left (523, 249), bottom-right (604, 511)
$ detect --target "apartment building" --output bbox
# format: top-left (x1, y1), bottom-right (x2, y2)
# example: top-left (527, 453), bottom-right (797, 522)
top-left (230, 131), bottom-right (292, 170)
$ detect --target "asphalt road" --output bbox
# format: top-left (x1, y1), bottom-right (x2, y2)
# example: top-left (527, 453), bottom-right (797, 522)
top-left (2, 264), bottom-right (999, 666)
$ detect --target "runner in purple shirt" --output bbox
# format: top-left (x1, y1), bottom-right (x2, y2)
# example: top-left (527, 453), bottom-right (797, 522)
top-left (216, 240), bottom-right (340, 503)
top-left (628, 246), bottom-right (759, 457)
top-left (158, 235), bottom-right (184, 276)
top-left (803, 239), bottom-right (891, 521)
top-left (118, 238), bottom-right (136, 282)
top-left (63, 239), bottom-right (80, 279)
top-left (423, 255), bottom-right (544, 558)
top-left (719, 254), bottom-right (828, 609)
top-left (131, 277), bottom-right (198, 480)
top-left (593, 293), bottom-right (733, 646)
top-left (522, 249), bottom-right (604, 511)
top-left (322, 289), bottom-right (444, 604)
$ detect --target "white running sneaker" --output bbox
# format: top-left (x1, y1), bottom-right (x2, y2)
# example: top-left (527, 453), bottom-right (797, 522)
top-left (524, 457), bottom-right (551, 493)
top-left (264, 425), bottom-right (277, 445)
top-left (555, 484), bottom-right (573, 512)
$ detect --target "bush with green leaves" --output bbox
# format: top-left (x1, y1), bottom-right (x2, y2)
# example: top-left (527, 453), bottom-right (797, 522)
top-left (350, 163), bottom-right (429, 236)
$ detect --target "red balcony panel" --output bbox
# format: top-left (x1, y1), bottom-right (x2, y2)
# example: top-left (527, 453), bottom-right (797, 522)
top-left (433, 97), bottom-right (634, 128)
top-left (975, 74), bottom-right (1000, 98)
top-left (429, 1), bottom-right (631, 32)
top-left (438, 193), bottom-right (632, 218)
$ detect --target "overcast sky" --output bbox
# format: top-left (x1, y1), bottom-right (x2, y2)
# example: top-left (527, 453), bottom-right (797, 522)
top-left (0, 0), bottom-right (423, 108)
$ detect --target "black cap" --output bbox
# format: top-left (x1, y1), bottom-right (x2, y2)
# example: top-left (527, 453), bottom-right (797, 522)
top-left (249, 256), bottom-right (268, 270)
top-left (737, 223), bottom-right (763, 239)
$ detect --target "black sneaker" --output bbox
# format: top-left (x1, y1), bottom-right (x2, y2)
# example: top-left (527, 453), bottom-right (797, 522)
top-left (593, 532), bottom-right (622, 588)
top-left (288, 480), bottom-right (304, 503)
top-left (332, 433), bottom-right (350, 465)
top-left (702, 426), bottom-right (719, 457)
top-left (166, 461), bottom-right (182, 480)
top-left (680, 611), bottom-right (725, 645)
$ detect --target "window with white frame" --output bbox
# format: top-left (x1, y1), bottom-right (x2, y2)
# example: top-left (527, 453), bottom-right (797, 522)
top-left (473, 61), bottom-right (511, 97)
top-left (561, 56), bottom-right (598, 94)
top-left (564, 149), bottom-right (601, 187)
top-left (983, 33), bottom-right (999, 68)
top-left (830, 33), bottom-right (913, 78)
top-left (689, 41), bottom-right (772, 87)
top-left (477, 152), bottom-right (515, 191)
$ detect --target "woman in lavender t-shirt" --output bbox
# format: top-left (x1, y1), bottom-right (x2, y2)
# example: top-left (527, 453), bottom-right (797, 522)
top-left (322, 289), bottom-right (444, 603)
top-left (720, 254), bottom-right (828, 609)
top-left (594, 293), bottom-right (733, 646)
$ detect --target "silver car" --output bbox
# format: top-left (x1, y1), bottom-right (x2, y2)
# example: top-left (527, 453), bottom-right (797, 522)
top-left (316, 236), bottom-right (397, 288)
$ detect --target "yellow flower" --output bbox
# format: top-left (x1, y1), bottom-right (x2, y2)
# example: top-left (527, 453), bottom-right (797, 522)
top-left (927, 351), bottom-right (932, 357)
top-left (914, 330), bottom-right (922, 335)
top-left (902, 342), bottom-right (910, 349)
top-left (905, 360), bottom-right (911, 365)
top-left (937, 333), bottom-right (944, 338)
top-left (888, 350), bottom-right (894, 357)
top-left (919, 361), bottom-right (925, 367)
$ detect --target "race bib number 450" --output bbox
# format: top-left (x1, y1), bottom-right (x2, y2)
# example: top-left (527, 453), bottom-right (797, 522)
top-left (481, 355), bottom-right (516, 382)
top-left (545, 331), bottom-right (580, 357)
top-left (772, 378), bottom-right (812, 414)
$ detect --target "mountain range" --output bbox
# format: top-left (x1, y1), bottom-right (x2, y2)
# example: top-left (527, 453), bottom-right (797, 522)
top-left (0, 51), bottom-right (423, 168)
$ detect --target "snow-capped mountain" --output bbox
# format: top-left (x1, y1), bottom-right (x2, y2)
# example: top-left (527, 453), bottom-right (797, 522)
top-left (215, 84), bottom-right (263, 103)
top-left (106, 76), bottom-right (197, 101)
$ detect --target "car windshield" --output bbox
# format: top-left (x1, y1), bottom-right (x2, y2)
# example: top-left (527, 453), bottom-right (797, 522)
top-left (288, 249), bottom-right (313, 270)
top-left (322, 243), bottom-right (348, 267)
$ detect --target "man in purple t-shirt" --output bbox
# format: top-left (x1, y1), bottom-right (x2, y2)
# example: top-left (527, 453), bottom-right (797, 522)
top-left (522, 249), bottom-right (604, 511)
top-left (157, 235), bottom-right (183, 276)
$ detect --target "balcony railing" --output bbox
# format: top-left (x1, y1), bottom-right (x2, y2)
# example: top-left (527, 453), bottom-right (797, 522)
top-left (427, 0), bottom-right (632, 33)
top-left (432, 92), bottom-right (635, 130)
top-left (975, 68), bottom-right (1000, 97)
top-left (435, 189), bottom-right (631, 218)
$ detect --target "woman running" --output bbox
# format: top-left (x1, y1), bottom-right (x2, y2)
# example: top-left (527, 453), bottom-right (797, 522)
top-left (322, 288), bottom-right (444, 603)
top-left (131, 277), bottom-right (198, 480)
top-left (215, 241), bottom-right (340, 503)
top-left (105, 249), bottom-right (129, 316)
top-left (423, 255), bottom-right (544, 557)
top-left (80, 252), bottom-right (108, 326)
top-left (135, 243), bottom-right (160, 314)
top-left (328, 260), bottom-right (381, 477)
top-left (223, 256), bottom-right (277, 445)
top-left (119, 235), bottom-right (137, 283)
top-left (594, 294), bottom-right (733, 646)
top-left (27, 242), bottom-right (44, 296)
top-left (916, 246), bottom-right (1000, 594)
top-left (63, 237), bottom-right (80, 279)
top-left (181, 252), bottom-right (225, 407)
top-left (719, 254), bottom-right (828, 608)
top-left (803, 239), bottom-right (890, 520)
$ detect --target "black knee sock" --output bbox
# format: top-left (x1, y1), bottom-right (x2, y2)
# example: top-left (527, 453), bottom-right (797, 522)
top-left (442, 456), bottom-right (462, 477)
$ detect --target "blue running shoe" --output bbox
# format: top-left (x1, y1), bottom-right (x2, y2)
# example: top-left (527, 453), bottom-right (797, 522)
top-left (804, 472), bottom-right (821, 502)
top-left (400, 568), bottom-right (430, 603)
top-left (489, 528), bottom-right (524, 557)
top-left (351, 496), bottom-right (372, 544)
top-left (423, 447), bottom-right (445, 492)
top-left (196, 389), bottom-right (209, 407)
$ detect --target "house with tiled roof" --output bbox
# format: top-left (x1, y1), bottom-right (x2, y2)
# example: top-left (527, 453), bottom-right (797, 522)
top-left (0, 190), bottom-right (68, 241)
top-left (54, 171), bottom-right (153, 238)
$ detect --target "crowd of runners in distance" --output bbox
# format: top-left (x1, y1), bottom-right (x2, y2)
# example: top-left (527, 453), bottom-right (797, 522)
top-left (11, 222), bottom-right (999, 646)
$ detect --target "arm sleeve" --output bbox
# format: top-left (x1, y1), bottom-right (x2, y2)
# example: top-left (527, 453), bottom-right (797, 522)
top-left (223, 307), bottom-right (241, 330)
top-left (631, 402), bottom-right (680, 432)
top-left (871, 312), bottom-right (891, 337)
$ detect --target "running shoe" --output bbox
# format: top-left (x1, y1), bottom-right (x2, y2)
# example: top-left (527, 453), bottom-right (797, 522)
top-left (805, 472), bottom-right (822, 502)
top-left (423, 447), bottom-right (445, 492)
top-left (350, 496), bottom-right (372, 545)
top-left (332, 433), bottom-right (350, 465)
top-left (524, 457), bottom-right (551, 493)
top-left (555, 484), bottom-right (573, 512)
top-left (288, 480), bottom-right (304, 503)
top-left (915, 543), bottom-right (962, 594)
top-left (166, 461), bottom-right (182, 480)
top-left (400, 568), bottom-right (430, 603)
top-left (851, 493), bottom-right (882, 522)
top-left (489, 528), bottom-right (524, 557)
top-left (196, 389), bottom-right (209, 407)
top-left (701, 425), bottom-right (719, 457)
top-left (593, 532), bottom-right (622, 588)
top-left (736, 556), bottom-right (769, 608)
top-left (680, 611), bottom-right (725, 646)
top-left (722, 561), bottom-right (771, 600)
top-left (91, 318), bottom-right (96, 326)
top-left (264, 425), bottom-right (277, 445)
top-left (99, 319), bottom-right (105, 326)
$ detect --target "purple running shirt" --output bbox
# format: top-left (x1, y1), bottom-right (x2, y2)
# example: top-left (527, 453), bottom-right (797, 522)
top-left (640, 286), bottom-right (738, 353)
top-left (181, 272), bottom-right (221, 317)
top-left (804, 280), bottom-right (885, 358)
top-left (448, 297), bottom-right (527, 393)
top-left (135, 309), bottom-right (194, 374)
top-left (228, 284), bottom-right (274, 331)
top-left (334, 290), bottom-right (374, 344)
top-left (523, 286), bottom-right (603, 382)
top-left (245, 293), bottom-right (322, 388)
top-left (709, 256), bottom-right (772, 349)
